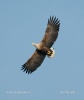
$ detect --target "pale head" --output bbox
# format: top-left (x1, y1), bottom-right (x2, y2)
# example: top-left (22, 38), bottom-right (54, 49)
top-left (32, 43), bottom-right (40, 49)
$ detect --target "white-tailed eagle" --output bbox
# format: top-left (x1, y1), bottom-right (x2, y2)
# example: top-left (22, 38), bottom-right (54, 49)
top-left (21, 16), bottom-right (60, 74)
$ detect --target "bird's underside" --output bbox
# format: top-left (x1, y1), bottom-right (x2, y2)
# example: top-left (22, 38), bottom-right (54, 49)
top-left (21, 16), bottom-right (60, 74)
top-left (22, 49), bottom-right (46, 74)
top-left (41, 46), bottom-right (54, 57)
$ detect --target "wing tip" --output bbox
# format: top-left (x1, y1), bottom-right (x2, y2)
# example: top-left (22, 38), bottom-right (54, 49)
top-left (48, 16), bottom-right (60, 27)
top-left (21, 64), bottom-right (33, 74)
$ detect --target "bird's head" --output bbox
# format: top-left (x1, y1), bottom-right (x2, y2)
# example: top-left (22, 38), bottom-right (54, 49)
top-left (32, 43), bottom-right (39, 49)
top-left (32, 43), bottom-right (36, 47)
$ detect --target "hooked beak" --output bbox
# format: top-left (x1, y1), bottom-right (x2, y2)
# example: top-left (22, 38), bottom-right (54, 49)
top-left (32, 43), bottom-right (36, 47)
top-left (32, 43), bottom-right (35, 45)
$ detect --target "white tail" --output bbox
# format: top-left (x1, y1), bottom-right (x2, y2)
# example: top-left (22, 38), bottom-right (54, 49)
top-left (47, 48), bottom-right (55, 58)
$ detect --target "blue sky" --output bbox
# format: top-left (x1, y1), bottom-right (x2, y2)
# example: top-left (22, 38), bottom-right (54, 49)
top-left (0, 0), bottom-right (84, 100)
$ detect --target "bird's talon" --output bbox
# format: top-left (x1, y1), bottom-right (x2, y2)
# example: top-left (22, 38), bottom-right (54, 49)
top-left (47, 51), bottom-right (51, 55)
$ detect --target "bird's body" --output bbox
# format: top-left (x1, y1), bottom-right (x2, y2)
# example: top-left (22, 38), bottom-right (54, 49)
top-left (32, 43), bottom-right (54, 57)
top-left (21, 16), bottom-right (60, 74)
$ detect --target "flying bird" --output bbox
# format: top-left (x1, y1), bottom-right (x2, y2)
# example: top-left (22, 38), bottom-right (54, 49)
top-left (21, 16), bottom-right (60, 74)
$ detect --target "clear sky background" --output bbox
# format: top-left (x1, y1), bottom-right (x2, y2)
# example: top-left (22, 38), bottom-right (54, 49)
top-left (0, 0), bottom-right (84, 100)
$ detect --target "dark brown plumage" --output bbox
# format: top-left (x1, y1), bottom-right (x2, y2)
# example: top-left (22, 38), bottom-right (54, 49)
top-left (41, 16), bottom-right (60, 48)
top-left (21, 16), bottom-right (60, 74)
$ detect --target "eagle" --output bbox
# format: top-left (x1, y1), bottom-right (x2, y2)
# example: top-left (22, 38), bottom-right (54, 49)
top-left (21, 16), bottom-right (60, 74)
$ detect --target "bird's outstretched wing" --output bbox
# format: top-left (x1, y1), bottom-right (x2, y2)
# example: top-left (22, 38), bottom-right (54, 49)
top-left (21, 50), bottom-right (46, 74)
top-left (41, 16), bottom-right (60, 48)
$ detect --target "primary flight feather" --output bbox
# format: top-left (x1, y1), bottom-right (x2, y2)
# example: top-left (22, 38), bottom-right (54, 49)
top-left (21, 16), bottom-right (60, 74)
